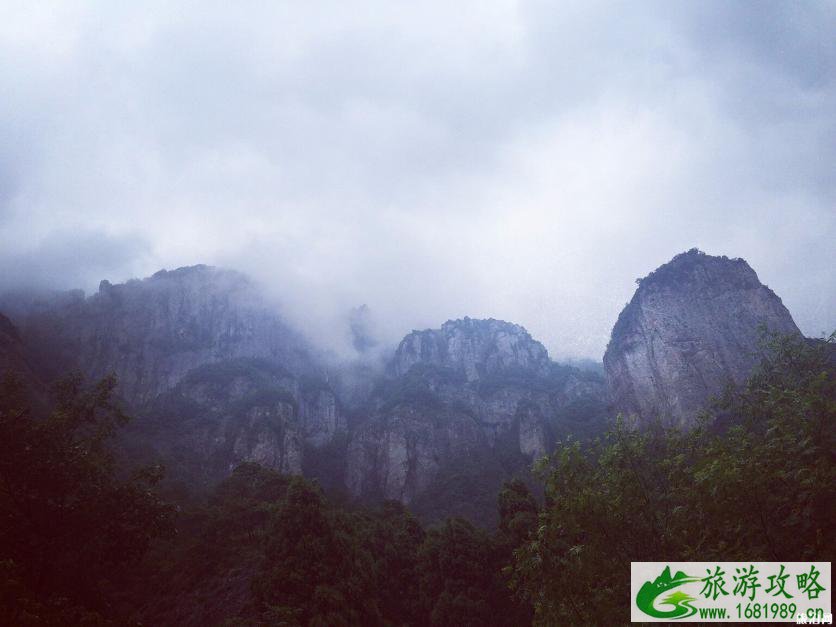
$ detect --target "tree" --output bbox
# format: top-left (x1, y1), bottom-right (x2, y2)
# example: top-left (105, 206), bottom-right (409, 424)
top-left (251, 477), bottom-right (380, 626)
top-left (510, 332), bottom-right (835, 624)
top-left (0, 372), bottom-right (174, 622)
top-left (417, 516), bottom-right (525, 626)
top-left (363, 500), bottom-right (425, 624)
top-left (497, 479), bottom-right (538, 548)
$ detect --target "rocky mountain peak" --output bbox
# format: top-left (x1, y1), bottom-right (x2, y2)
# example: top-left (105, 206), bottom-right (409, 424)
top-left (347, 317), bottom-right (607, 519)
top-left (11, 265), bottom-right (315, 406)
top-left (604, 249), bottom-right (801, 426)
top-left (391, 317), bottom-right (550, 381)
top-left (1, 251), bottom-right (814, 526)
top-left (633, 248), bottom-right (761, 295)
top-left (151, 263), bottom-right (215, 279)
top-left (97, 264), bottom-right (252, 300)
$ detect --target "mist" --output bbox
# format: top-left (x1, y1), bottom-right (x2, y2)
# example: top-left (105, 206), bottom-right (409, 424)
top-left (1, 1), bottom-right (834, 359)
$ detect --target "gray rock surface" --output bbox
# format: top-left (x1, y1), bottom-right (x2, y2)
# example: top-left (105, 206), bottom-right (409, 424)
top-left (2, 271), bottom-right (611, 522)
top-left (4, 267), bottom-right (347, 490)
top-left (133, 358), bottom-right (344, 488)
top-left (6, 266), bottom-right (317, 404)
top-left (603, 249), bottom-right (802, 427)
top-left (391, 317), bottom-right (551, 381)
top-left (347, 318), bottom-right (607, 522)
top-left (10, 252), bottom-right (800, 522)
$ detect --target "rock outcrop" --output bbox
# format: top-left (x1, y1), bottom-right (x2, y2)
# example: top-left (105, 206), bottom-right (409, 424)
top-left (11, 251), bottom-right (804, 522)
top-left (7, 265), bottom-right (318, 406)
top-left (4, 266), bottom-right (348, 491)
top-left (347, 318), bottom-right (607, 523)
top-left (603, 249), bottom-right (802, 426)
top-left (390, 317), bottom-right (551, 381)
top-left (129, 358), bottom-right (347, 490)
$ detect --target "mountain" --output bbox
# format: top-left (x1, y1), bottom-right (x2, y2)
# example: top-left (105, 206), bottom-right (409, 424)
top-left (2, 266), bottom-right (349, 494)
top-left (1, 253), bottom-right (828, 625)
top-left (1, 250), bottom-right (812, 523)
top-left (346, 318), bottom-right (607, 523)
top-left (603, 249), bottom-right (802, 426)
top-left (4, 265), bottom-right (319, 406)
top-left (2, 274), bottom-right (609, 523)
top-left (389, 318), bottom-right (552, 381)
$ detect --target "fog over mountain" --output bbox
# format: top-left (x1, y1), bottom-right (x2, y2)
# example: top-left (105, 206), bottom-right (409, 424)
top-left (1, 1), bottom-right (834, 360)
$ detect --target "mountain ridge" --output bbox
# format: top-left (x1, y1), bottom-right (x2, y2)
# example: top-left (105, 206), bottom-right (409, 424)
top-left (0, 250), bottom-right (810, 523)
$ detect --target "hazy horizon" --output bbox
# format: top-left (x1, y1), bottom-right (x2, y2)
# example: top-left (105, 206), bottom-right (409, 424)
top-left (2, 2), bottom-right (834, 359)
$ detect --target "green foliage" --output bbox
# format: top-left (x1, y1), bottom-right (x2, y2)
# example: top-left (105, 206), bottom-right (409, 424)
top-left (186, 358), bottom-right (298, 416)
top-left (361, 501), bottom-right (426, 624)
top-left (6, 331), bottom-right (829, 626)
top-left (0, 372), bottom-right (174, 623)
top-left (685, 332), bottom-right (836, 561)
top-left (411, 450), bottom-right (529, 527)
top-left (475, 366), bottom-right (552, 397)
top-left (205, 463), bottom-right (290, 554)
top-left (376, 364), bottom-right (464, 414)
top-left (0, 558), bottom-right (112, 626)
top-left (510, 332), bottom-right (836, 625)
top-left (418, 517), bottom-right (527, 626)
top-left (252, 477), bottom-right (381, 626)
top-left (182, 358), bottom-right (292, 392)
top-left (137, 358), bottom-right (300, 497)
top-left (125, 464), bottom-right (291, 626)
top-left (497, 479), bottom-right (538, 548)
top-left (125, 460), bottom-right (533, 626)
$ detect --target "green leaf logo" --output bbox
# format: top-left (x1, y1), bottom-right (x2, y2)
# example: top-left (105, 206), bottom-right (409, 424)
top-left (636, 566), bottom-right (701, 619)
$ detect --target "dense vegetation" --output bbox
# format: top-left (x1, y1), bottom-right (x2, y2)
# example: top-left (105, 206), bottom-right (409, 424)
top-left (511, 332), bottom-right (835, 624)
top-left (124, 463), bottom-right (533, 626)
top-left (0, 373), bottom-right (174, 624)
top-left (0, 332), bottom-right (832, 625)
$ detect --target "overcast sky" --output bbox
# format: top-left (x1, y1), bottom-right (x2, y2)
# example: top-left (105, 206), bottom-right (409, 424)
top-left (1, 1), bottom-right (834, 359)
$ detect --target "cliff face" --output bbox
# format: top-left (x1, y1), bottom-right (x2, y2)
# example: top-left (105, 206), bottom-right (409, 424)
top-left (4, 270), bottom-right (609, 521)
top-left (8, 266), bottom-right (319, 406)
top-left (390, 318), bottom-right (551, 381)
top-left (5, 266), bottom-right (348, 490)
top-left (347, 318), bottom-right (607, 523)
top-left (126, 358), bottom-right (347, 490)
top-left (603, 249), bottom-right (802, 426)
top-left (4, 250), bottom-right (802, 523)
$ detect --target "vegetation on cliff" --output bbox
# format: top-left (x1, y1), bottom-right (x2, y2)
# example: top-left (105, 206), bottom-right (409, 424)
top-left (511, 332), bottom-right (835, 624)
top-left (0, 331), bottom-right (832, 625)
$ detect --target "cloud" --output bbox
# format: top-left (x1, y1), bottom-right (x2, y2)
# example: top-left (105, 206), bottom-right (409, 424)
top-left (1, 228), bottom-right (152, 291)
top-left (0, 1), bottom-right (833, 358)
